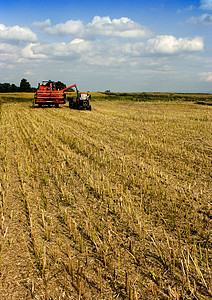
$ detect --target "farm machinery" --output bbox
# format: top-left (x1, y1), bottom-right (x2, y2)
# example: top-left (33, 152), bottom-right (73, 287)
top-left (67, 92), bottom-right (91, 110)
top-left (34, 80), bottom-right (91, 110)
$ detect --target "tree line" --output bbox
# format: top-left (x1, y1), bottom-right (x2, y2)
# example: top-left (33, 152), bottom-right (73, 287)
top-left (0, 78), bottom-right (35, 93)
top-left (0, 79), bottom-right (67, 93)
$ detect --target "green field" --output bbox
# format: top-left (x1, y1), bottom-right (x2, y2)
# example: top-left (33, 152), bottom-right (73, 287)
top-left (0, 94), bottom-right (211, 299)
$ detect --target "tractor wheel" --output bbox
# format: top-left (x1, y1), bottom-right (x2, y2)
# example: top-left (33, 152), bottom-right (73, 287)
top-left (88, 105), bottom-right (91, 111)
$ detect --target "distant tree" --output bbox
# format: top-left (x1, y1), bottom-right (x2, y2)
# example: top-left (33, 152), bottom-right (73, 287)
top-left (20, 78), bottom-right (31, 92)
top-left (1, 83), bottom-right (9, 92)
top-left (0, 79), bottom-right (37, 93)
top-left (0, 83), bottom-right (11, 93)
top-left (31, 87), bottom-right (37, 92)
top-left (0, 81), bottom-right (33, 93)
top-left (55, 81), bottom-right (66, 90)
top-left (11, 84), bottom-right (19, 92)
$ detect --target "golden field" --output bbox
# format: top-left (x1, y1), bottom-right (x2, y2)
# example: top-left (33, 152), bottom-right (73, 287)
top-left (0, 94), bottom-right (211, 299)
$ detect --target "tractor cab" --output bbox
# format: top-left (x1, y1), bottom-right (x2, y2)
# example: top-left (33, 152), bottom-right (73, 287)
top-left (68, 92), bottom-right (91, 110)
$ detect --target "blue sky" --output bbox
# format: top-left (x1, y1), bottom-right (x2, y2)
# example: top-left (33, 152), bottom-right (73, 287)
top-left (0, 0), bottom-right (212, 92)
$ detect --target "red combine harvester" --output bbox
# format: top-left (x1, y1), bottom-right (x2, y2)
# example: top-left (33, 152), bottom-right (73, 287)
top-left (34, 80), bottom-right (91, 110)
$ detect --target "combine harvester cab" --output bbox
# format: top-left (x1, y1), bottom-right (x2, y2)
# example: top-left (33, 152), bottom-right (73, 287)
top-left (34, 81), bottom-right (91, 110)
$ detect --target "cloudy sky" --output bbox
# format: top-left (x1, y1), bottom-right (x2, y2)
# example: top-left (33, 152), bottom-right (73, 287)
top-left (0, 0), bottom-right (212, 92)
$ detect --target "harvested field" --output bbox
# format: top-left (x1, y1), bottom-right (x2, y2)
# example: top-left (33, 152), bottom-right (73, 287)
top-left (0, 98), bottom-right (211, 299)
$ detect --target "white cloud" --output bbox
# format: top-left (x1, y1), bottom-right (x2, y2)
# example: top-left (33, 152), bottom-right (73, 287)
top-left (24, 70), bottom-right (34, 76)
top-left (177, 5), bottom-right (196, 13)
top-left (20, 39), bottom-right (126, 67)
top-left (23, 16), bottom-right (203, 65)
top-left (6, 64), bottom-right (15, 70)
top-left (44, 20), bottom-right (84, 36)
top-left (122, 42), bottom-right (145, 56)
top-left (22, 40), bottom-right (93, 60)
top-left (0, 24), bottom-right (37, 42)
top-left (85, 16), bottom-right (152, 39)
top-left (20, 34), bottom-right (204, 69)
top-left (31, 19), bottom-right (51, 28)
top-left (145, 35), bottom-right (204, 54)
top-left (199, 72), bottom-right (212, 81)
top-left (22, 43), bottom-right (47, 59)
top-left (0, 42), bottom-right (19, 53)
top-left (42, 16), bottom-right (152, 40)
top-left (187, 13), bottom-right (212, 25)
top-left (200, 0), bottom-right (212, 10)
top-left (70, 38), bottom-right (84, 44)
top-left (123, 35), bottom-right (204, 56)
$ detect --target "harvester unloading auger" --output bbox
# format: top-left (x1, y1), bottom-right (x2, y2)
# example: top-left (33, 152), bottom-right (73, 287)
top-left (34, 80), bottom-right (91, 110)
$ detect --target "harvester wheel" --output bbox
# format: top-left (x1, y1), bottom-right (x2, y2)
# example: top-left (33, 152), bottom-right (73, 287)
top-left (55, 103), bottom-right (59, 108)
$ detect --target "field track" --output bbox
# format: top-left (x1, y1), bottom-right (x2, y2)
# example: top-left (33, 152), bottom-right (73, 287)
top-left (0, 100), bottom-right (211, 299)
